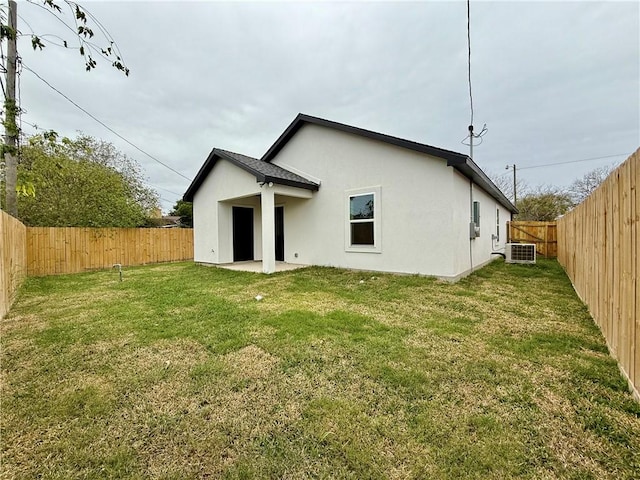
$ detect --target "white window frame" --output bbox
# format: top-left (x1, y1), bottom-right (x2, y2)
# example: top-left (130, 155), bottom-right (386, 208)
top-left (473, 201), bottom-right (481, 228)
top-left (345, 186), bottom-right (381, 253)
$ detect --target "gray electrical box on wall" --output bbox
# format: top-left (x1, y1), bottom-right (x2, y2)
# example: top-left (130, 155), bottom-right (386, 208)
top-left (470, 222), bottom-right (479, 239)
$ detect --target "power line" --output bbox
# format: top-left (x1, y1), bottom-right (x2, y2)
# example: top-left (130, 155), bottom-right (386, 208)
top-left (149, 183), bottom-right (182, 197)
top-left (20, 120), bottom-right (185, 201)
top-left (518, 153), bottom-right (629, 170)
top-left (20, 62), bottom-right (192, 181)
top-left (19, 119), bottom-right (185, 201)
top-left (157, 194), bottom-right (175, 205)
top-left (20, 123), bottom-right (176, 207)
top-left (460, 0), bottom-right (487, 156)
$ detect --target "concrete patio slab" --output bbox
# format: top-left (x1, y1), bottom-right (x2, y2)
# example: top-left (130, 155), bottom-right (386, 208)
top-left (214, 261), bottom-right (309, 273)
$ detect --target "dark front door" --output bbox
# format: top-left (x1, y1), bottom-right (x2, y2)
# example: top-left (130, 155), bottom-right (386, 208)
top-left (232, 207), bottom-right (254, 261)
top-left (275, 206), bottom-right (284, 262)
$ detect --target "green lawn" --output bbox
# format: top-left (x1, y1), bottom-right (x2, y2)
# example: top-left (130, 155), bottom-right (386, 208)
top-left (1, 259), bottom-right (639, 479)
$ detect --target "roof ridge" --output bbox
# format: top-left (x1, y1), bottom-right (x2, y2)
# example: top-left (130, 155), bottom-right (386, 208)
top-left (259, 113), bottom-right (516, 213)
top-left (295, 113), bottom-right (468, 159)
top-left (214, 148), bottom-right (259, 161)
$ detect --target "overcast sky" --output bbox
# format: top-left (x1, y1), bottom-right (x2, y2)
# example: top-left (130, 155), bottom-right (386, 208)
top-left (12, 0), bottom-right (640, 212)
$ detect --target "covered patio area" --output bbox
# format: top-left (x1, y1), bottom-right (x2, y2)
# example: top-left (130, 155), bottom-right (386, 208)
top-left (214, 261), bottom-right (309, 273)
top-left (185, 148), bottom-right (320, 274)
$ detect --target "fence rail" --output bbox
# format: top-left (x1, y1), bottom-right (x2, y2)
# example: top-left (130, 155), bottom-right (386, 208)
top-left (26, 227), bottom-right (193, 276)
top-left (2, 221), bottom-right (193, 317)
top-left (1, 211), bottom-right (27, 319)
top-left (507, 221), bottom-right (557, 258)
top-left (557, 148), bottom-right (639, 400)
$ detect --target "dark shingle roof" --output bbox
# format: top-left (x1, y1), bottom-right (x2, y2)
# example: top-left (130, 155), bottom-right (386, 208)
top-left (262, 114), bottom-right (469, 164)
top-left (183, 148), bottom-right (318, 201)
top-left (184, 114), bottom-right (517, 214)
top-left (261, 114), bottom-right (517, 213)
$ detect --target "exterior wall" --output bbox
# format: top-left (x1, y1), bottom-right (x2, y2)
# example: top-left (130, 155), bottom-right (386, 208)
top-left (271, 124), bottom-right (461, 278)
top-left (216, 195), bottom-right (262, 264)
top-left (193, 159), bottom-right (261, 264)
top-left (193, 124), bottom-right (513, 279)
top-left (451, 170), bottom-right (512, 278)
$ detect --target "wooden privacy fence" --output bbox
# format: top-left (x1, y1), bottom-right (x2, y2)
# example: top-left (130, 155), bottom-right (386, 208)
top-left (2, 220), bottom-right (193, 317)
top-left (507, 221), bottom-right (557, 258)
top-left (557, 148), bottom-right (639, 400)
top-left (1, 211), bottom-right (27, 319)
top-left (26, 227), bottom-right (194, 276)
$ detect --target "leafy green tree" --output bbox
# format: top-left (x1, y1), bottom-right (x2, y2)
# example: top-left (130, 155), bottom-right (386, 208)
top-left (170, 200), bottom-right (193, 227)
top-left (1, 0), bottom-right (130, 216)
top-left (16, 133), bottom-right (159, 227)
top-left (515, 186), bottom-right (573, 221)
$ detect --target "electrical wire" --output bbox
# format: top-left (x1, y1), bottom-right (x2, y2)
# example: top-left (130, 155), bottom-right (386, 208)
top-left (16, 13), bottom-right (35, 37)
top-left (19, 117), bottom-right (185, 201)
top-left (157, 194), bottom-right (175, 205)
top-left (490, 153), bottom-right (629, 181)
top-left (21, 119), bottom-right (37, 128)
top-left (149, 184), bottom-right (183, 197)
top-left (81, 4), bottom-right (127, 64)
top-left (467, 0), bottom-right (473, 127)
top-left (0, 35), bottom-right (7, 98)
top-left (21, 62), bottom-right (192, 181)
top-left (518, 153), bottom-right (629, 170)
top-left (460, 0), bottom-right (488, 151)
top-left (23, 0), bottom-right (130, 74)
top-left (24, 0), bottom-right (79, 40)
top-left (18, 118), bottom-right (186, 199)
top-left (18, 9), bottom-right (125, 63)
top-left (16, 57), bottom-right (22, 150)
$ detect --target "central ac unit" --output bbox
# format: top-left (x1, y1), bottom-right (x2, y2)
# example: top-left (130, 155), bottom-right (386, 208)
top-left (505, 243), bottom-right (536, 264)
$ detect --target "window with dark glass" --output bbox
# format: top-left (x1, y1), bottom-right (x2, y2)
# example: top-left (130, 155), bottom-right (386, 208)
top-left (350, 193), bottom-right (374, 245)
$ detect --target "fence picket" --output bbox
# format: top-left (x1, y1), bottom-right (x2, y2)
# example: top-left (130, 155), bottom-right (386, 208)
top-left (557, 148), bottom-right (639, 401)
top-left (21, 227), bottom-right (193, 276)
top-left (0, 211), bottom-right (27, 319)
top-left (507, 221), bottom-right (557, 257)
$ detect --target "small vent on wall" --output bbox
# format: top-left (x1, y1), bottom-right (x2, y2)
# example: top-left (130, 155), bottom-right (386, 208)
top-left (505, 243), bottom-right (536, 264)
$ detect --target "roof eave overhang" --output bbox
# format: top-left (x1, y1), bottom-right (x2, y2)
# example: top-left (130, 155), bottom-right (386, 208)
top-left (183, 148), bottom-right (319, 202)
top-left (187, 115), bottom-right (517, 213)
top-left (262, 175), bottom-right (319, 191)
top-left (447, 157), bottom-right (519, 213)
top-left (183, 147), bottom-right (219, 202)
top-left (214, 150), bottom-right (319, 192)
top-left (261, 113), bottom-right (517, 213)
top-left (261, 113), bottom-right (469, 164)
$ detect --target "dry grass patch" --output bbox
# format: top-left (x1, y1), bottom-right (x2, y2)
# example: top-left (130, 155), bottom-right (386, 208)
top-left (1, 259), bottom-right (639, 479)
top-left (223, 344), bottom-right (279, 379)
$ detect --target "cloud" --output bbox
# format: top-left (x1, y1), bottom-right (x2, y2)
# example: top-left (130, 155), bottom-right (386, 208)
top-left (13, 1), bottom-right (639, 210)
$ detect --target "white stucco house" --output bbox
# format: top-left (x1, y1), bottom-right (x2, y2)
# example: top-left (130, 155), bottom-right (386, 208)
top-left (184, 114), bottom-right (518, 281)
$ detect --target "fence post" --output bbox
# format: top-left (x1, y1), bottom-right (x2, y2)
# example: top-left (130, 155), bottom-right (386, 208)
top-left (544, 223), bottom-right (548, 258)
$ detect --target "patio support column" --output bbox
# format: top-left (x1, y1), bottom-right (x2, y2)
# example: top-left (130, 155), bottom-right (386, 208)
top-left (261, 184), bottom-right (276, 274)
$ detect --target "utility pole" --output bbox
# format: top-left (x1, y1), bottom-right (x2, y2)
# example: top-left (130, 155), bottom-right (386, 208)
top-left (468, 125), bottom-right (474, 159)
top-left (505, 164), bottom-right (517, 206)
top-left (3, 0), bottom-right (18, 216)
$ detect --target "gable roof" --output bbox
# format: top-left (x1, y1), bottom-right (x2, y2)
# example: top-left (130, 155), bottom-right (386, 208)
top-left (184, 114), bottom-right (517, 213)
top-left (261, 114), bottom-right (517, 213)
top-left (183, 148), bottom-right (319, 201)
